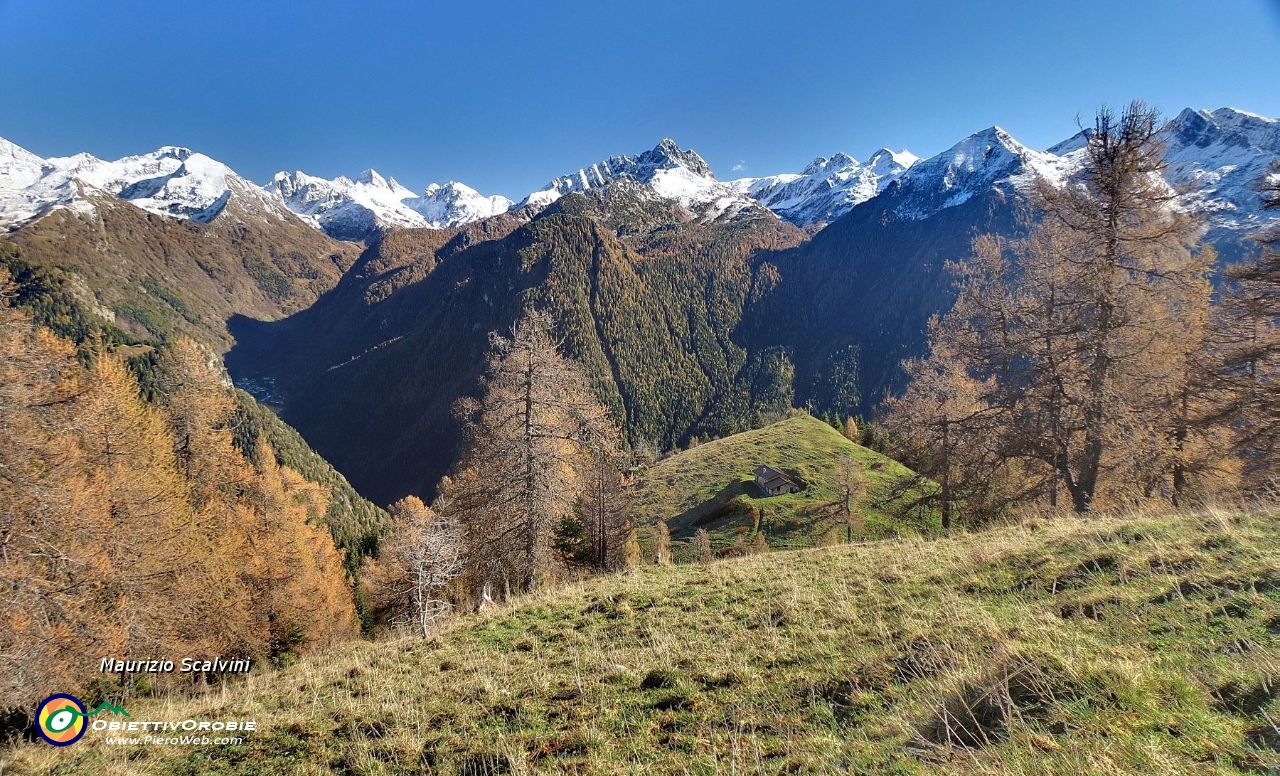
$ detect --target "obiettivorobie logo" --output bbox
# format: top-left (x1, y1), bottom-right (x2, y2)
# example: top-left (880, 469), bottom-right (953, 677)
top-left (35, 694), bottom-right (129, 746)
top-left (35, 693), bottom-right (257, 747)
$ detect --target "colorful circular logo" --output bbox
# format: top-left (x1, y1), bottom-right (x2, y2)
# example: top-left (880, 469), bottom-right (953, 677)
top-left (36, 694), bottom-right (87, 746)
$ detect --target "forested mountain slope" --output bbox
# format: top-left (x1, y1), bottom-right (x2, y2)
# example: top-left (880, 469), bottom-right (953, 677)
top-left (0, 242), bottom-right (387, 577)
top-left (740, 181), bottom-right (1020, 414)
top-left (227, 184), bottom-right (806, 504)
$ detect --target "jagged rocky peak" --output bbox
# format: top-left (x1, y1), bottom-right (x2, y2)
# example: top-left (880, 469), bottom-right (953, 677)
top-left (423, 180), bottom-right (476, 198)
top-left (520, 137), bottom-right (748, 218)
top-left (1161, 107), bottom-right (1280, 228)
top-left (155, 145), bottom-right (195, 161)
top-left (354, 168), bottom-right (400, 189)
top-left (266, 166), bottom-right (514, 240)
top-left (266, 170), bottom-right (310, 197)
top-left (1169, 107), bottom-right (1280, 154)
top-left (729, 147), bottom-right (918, 228)
top-left (410, 181), bottom-right (514, 229)
top-left (798, 153), bottom-right (860, 176)
top-left (637, 138), bottom-right (714, 177)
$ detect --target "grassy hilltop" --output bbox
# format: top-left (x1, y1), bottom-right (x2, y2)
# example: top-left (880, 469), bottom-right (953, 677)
top-left (632, 415), bottom-right (937, 556)
top-left (14, 507), bottom-right (1278, 776)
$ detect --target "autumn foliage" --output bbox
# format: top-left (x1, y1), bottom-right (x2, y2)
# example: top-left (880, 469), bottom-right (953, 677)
top-left (0, 312), bottom-right (356, 711)
top-left (882, 103), bottom-right (1270, 523)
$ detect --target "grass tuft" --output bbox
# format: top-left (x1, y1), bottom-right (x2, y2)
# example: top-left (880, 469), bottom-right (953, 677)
top-left (12, 506), bottom-right (1279, 775)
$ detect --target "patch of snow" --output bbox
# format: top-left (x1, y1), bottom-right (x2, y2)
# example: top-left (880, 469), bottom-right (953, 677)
top-left (267, 170), bottom-right (513, 240)
top-left (729, 147), bottom-right (918, 226)
top-left (518, 138), bottom-right (758, 221)
top-left (2, 141), bottom-right (293, 230)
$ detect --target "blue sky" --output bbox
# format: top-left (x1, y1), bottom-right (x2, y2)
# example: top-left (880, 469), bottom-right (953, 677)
top-left (2, 0), bottom-right (1278, 197)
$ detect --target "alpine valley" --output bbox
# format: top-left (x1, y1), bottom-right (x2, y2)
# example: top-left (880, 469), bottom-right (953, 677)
top-left (1, 107), bottom-right (1276, 505)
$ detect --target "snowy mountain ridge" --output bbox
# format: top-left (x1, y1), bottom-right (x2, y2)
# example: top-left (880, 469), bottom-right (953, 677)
top-left (1, 106), bottom-right (1274, 238)
top-left (0, 142), bottom-right (293, 229)
top-left (728, 148), bottom-right (920, 227)
top-left (266, 169), bottom-right (513, 242)
top-left (881, 107), bottom-right (1277, 228)
top-left (518, 138), bottom-right (764, 222)
top-left (0, 139), bottom-right (514, 239)
top-left (1161, 107), bottom-right (1280, 229)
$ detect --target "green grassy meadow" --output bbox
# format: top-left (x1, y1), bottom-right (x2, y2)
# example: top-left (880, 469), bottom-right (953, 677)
top-left (632, 415), bottom-right (938, 557)
top-left (13, 506), bottom-right (1278, 776)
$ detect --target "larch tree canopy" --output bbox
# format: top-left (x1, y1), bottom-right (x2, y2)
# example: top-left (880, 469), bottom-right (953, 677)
top-left (884, 102), bottom-right (1223, 519)
top-left (441, 308), bottom-right (618, 596)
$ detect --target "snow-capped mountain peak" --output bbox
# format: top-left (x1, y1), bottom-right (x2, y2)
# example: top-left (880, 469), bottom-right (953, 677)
top-left (1, 141), bottom-right (292, 229)
top-left (266, 169), bottom-right (514, 240)
top-left (0, 137), bottom-right (54, 193)
top-left (866, 148), bottom-right (920, 177)
top-left (48, 148), bottom-right (232, 222)
top-left (409, 181), bottom-right (514, 229)
top-left (1162, 107), bottom-right (1280, 229)
top-left (267, 168), bottom-right (420, 240)
top-left (727, 146), bottom-right (918, 227)
top-left (353, 168), bottom-right (404, 191)
top-left (637, 138), bottom-right (714, 178)
top-left (891, 125), bottom-right (1072, 220)
top-left (918, 126), bottom-right (1024, 178)
top-left (519, 138), bottom-right (740, 217)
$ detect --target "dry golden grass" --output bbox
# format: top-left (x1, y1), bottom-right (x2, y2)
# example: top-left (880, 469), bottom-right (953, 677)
top-left (8, 503), bottom-right (1278, 775)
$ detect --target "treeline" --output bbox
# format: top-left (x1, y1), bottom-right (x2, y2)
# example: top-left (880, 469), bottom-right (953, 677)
top-left (0, 305), bottom-right (357, 711)
top-left (882, 103), bottom-right (1278, 525)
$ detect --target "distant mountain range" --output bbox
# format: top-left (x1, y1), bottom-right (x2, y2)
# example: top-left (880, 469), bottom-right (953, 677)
top-left (266, 170), bottom-right (513, 242)
top-left (4, 107), bottom-right (1274, 240)
top-left (2, 106), bottom-right (1276, 505)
